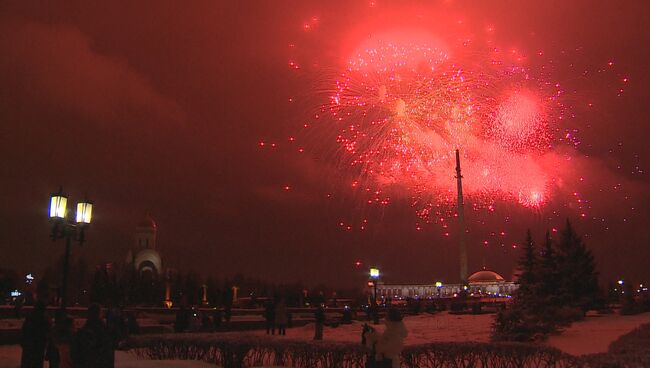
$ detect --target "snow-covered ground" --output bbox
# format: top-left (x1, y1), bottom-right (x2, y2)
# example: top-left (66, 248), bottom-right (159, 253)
top-left (243, 312), bottom-right (494, 344)
top-left (2, 311), bottom-right (649, 367)
top-left (546, 311), bottom-right (650, 356)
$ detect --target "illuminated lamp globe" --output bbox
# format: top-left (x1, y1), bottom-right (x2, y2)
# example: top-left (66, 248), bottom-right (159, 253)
top-left (76, 201), bottom-right (93, 224)
top-left (49, 191), bottom-right (68, 219)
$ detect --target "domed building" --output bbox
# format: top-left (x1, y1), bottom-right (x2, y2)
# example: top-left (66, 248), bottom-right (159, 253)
top-left (468, 269), bottom-right (505, 283)
top-left (374, 267), bottom-right (517, 300)
top-left (126, 217), bottom-right (162, 276)
top-left (466, 268), bottom-right (516, 295)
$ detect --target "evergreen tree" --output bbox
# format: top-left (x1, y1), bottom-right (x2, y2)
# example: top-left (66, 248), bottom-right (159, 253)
top-left (535, 230), bottom-right (567, 327)
top-left (494, 229), bottom-right (548, 340)
top-left (620, 281), bottom-right (640, 315)
top-left (555, 220), bottom-right (601, 313)
top-left (0, 269), bottom-right (19, 298)
top-left (205, 277), bottom-right (219, 306)
top-left (538, 230), bottom-right (559, 299)
top-left (514, 230), bottom-right (538, 306)
top-left (89, 267), bottom-right (107, 304)
top-left (72, 258), bottom-right (89, 305)
top-left (184, 272), bottom-right (201, 306)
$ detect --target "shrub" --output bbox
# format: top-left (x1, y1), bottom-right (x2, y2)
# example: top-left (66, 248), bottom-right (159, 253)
top-left (471, 303), bottom-right (483, 314)
top-left (449, 301), bottom-right (467, 313)
top-left (340, 309), bottom-right (352, 324)
top-left (425, 302), bottom-right (437, 314)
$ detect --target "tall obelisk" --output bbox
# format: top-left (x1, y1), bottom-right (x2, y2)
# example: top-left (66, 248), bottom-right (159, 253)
top-left (455, 149), bottom-right (468, 284)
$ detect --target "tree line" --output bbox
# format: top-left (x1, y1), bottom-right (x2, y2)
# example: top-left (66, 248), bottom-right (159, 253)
top-left (493, 220), bottom-right (602, 341)
top-left (2, 259), bottom-right (362, 308)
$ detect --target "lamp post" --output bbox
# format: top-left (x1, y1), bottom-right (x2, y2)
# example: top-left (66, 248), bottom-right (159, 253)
top-left (49, 187), bottom-right (93, 309)
top-left (369, 267), bottom-right (380, 305)
top-left (435, 281), bottom-right (443, 298)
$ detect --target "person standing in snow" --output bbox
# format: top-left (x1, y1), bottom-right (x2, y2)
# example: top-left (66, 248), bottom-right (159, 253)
top-left (20, 301), bottom-right (50, 368)
top-left (274, 298), bottom-right (288, 336)
top-left (174, 305), bottom-right (190, 332)
top-left (50, 309), bottom-right (75, 368)
top-left (313, 304), bottom-right (325, 340)
top-left (264, 299), bottom-right (275, 335)
top-left (375, 308), bottom-right (408, 368)
top-left (71, 304), bottom-right (114, 368)
top-left (361, 323), bottom-right (380, 368)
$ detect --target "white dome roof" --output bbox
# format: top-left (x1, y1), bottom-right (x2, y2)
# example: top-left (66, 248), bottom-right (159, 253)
top-left (468, 270), bottom-right (505, 284)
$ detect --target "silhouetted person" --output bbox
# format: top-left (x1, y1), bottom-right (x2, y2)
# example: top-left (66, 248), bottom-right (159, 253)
top-left (106, 306), bottom-right (126, 349)
top-left (126, 311), bottom-right (140, 335)
top-left (224, 304), bottom-right (232, 324)
top-left (20, 301), bottom-right (50, 368)
top-left (341, 306), bottom-right (352, 324)
top-left (361, 323), bottom-right (379, 368)
top-left (50, 309), bottom-right (74, 368)
top-left (72, 303), bottom-right (114, 368)
top-left (14, 297), bottom-right (24, 319)
top-left (372, 304), bottom-right (380, 325)
top-left (314, 305), bottom-right (325, 340)
top-left (274, 299), bottom-right (288, 336)
top-left (201, 312), bottom-right (213, 332)
top-left (174, 305), bottom-right (190, 332)
top-left (264, 300), bottom-right (275, 335)
top-left (212, 308), bottom-right (222, 331)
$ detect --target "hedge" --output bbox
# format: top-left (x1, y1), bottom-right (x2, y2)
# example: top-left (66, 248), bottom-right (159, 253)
top-left (124, 334), bottom-right (581, 367)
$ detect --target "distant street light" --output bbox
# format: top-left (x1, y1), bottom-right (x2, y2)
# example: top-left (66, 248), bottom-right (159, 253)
top-left (369, 267), bottom-right (380, 304)
top-left (49, 187), bottom-right (93, 309)
top-left (435, 281), bottom-right (443, 298)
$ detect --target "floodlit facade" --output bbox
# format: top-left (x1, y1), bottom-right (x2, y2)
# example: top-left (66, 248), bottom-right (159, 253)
top-left (375, 269), bottom-right (517, 299)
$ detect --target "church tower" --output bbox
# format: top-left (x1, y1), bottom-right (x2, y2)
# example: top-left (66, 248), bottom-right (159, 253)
top-left (135, 216), bottom-right (157, 250)
top-left (126, 216), bottom-right (162, 276)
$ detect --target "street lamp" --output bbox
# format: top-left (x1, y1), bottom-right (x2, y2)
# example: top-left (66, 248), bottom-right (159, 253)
top-left (435, 281), bottom-right (443, 298)
top-left (369, 267), bottom-right (380, 304)
top-left (49, 187), bottom-right (93, 309)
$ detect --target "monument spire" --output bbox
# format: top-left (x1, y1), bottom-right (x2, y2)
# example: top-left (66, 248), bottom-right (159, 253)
top-left (455, 149), bottom-right (468, 284)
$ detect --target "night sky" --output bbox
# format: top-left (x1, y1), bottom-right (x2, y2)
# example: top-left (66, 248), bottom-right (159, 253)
top-left (1, 1), bottom-right (648, 287)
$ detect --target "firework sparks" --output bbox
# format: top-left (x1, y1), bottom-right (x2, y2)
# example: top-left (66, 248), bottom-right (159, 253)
top-left (319, 39), bottom-right (564, 217)
top-left (275, 6), bottom-right (633, 242)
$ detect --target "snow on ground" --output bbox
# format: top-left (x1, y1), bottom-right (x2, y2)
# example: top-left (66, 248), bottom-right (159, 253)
top-left (2, 312), bottom-right (649, 366)
top-left (243, 312), bottom-right (494, 345)
top-left (546, 311), bottom-right (650, 356)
